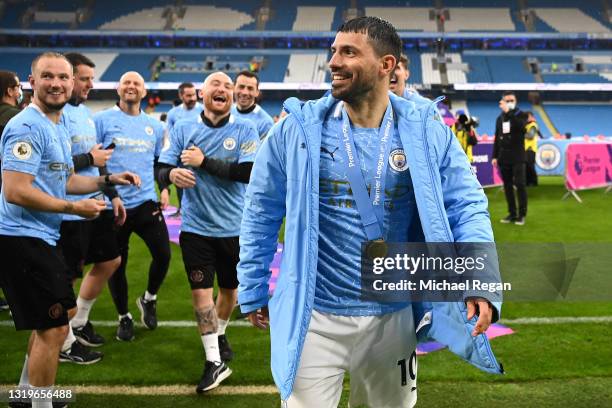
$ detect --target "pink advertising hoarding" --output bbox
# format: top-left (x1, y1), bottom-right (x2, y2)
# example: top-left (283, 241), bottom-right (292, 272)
top-left (565, 143), bottom-right (612, 191)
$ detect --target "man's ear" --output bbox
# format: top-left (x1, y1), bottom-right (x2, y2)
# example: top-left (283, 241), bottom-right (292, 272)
top-left (381, 55), bottom-right (397, 78)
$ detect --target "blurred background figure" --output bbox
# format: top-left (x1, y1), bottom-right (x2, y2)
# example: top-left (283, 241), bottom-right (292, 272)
top-left (523, 111), bottom-right (541, 187)
top-left (451, 110), bottom-right (479, 163)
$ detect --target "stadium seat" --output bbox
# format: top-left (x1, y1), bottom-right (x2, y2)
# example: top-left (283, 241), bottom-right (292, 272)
top-left (292, 6), bottom-right (335, 31)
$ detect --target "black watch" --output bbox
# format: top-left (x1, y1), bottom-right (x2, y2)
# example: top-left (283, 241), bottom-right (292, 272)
top-left (104, 174), bottom-right (113, 186)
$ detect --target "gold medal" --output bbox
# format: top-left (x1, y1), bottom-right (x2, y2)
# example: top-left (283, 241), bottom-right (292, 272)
top-left (366, 239), bottom-right (388, 259)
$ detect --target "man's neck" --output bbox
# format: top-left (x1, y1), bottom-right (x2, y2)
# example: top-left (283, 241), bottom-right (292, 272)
top-left (68, 96), bottom-right (83, 107)
top-left (32, 99), bottom-right (61, 124)
top-left (236, 102), bottom-right (256, 114)
top-left (203, 109), bottom-right (230, 127)
top-left (119, 100), bottom-right (140, 116)
top-left (345, 87), bottom-right (390, 129)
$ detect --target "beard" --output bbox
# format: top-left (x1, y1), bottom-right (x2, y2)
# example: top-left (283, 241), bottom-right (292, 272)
top-left (41, 98), bottom-right (68, 112)
top-left (331, 72), bottom-right (375, 104)
top-left (185, 100), bottom-right (197, 109)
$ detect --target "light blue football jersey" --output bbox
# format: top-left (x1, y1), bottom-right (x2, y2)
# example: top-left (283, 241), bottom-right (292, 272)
top-left (231, 104), bottom-right (274, 139)
top-left (315, 102), bottom-right (417, 316)
top-left (94, 106), bottom-right (164, 209)
top-left (62, 102), bottom-right (100, 221)
top-left (167, 102), bottom-right (204, 131)
top-left (0, 104), bottom-right (73, 245)
top-left (159, 114), bottom-right (259, 237)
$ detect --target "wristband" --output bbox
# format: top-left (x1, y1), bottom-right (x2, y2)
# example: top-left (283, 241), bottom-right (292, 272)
top-left (104, 174), bottom-right (113, 186)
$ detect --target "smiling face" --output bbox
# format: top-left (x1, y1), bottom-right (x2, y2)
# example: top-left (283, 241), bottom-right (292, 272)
top-left (390, 60), bottom-right (408, 97)
top-left (73, 64), bottom-right (95, 103)
top-left (117, 71), bottom-right (146, 105)
top-left (328, 31), bottom-right (386, 104)
top-left (202, 72), bottom-right (234, 116)
top-left (234, 74), bottom-right (259, 110)
top-left (30, 56), bottom-right (73, 112)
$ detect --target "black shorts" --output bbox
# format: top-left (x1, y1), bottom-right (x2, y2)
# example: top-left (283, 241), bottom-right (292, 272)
top-left (179, 232), bottom-right (240, 290)
top-left (58, 210), bottom-right (120, 280)
top-left (0, 235), bottom-right (76, 331)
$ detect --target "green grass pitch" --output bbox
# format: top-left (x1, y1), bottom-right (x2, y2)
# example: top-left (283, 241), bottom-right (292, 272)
top-left (1, 176), bottom-right (611, 407)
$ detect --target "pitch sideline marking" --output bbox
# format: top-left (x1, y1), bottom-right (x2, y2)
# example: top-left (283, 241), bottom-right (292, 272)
top-left (1, 316), bottom-right (612, 329)
top-left (0, 384), bottom-right (278, 396)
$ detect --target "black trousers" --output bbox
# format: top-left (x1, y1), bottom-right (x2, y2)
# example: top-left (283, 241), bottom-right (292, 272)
top-left (500, 162), bottom-right (528, 218)
top-left (526, 150), bottom-right (538, 186)
top-left (108, 200), bottom-right (171, 315)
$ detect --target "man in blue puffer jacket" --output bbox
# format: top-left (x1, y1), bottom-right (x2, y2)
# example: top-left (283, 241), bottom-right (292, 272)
top-left (238, 17), bottom-right (503, 407)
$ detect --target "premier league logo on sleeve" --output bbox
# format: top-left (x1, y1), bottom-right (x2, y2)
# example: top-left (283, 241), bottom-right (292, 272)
top-left (12, 141), bottom-right (32, 160)
top-left (389, 149), bottom-right (408, 172)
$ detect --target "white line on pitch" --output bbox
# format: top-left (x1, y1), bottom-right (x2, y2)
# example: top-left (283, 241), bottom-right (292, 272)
top-left (1, 316), bottom-right (612, 329)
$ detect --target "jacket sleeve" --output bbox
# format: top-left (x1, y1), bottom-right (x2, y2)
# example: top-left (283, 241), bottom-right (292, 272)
top-left (437, 123), bottom-right (502, 322)
top-left (237, 120), bottom-right (288, 314)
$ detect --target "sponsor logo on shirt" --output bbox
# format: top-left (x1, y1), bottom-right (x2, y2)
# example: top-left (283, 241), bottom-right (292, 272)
top-left (223, 137), bottom-right (237, 151)
top-left (240, 140), bottom-right (257, 155)
top-left (12, 141), bottom-right (32, 160)
top-left (389, 148), bottom-right (408, 172)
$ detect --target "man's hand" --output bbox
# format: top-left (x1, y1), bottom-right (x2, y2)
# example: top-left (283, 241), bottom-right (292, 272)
top-left (169, 168), bottom-right (196, 188)
top-left (89, 144), bottom-right (114, 167)
top-left (180, 146), bottom-right (205, 167)
top-left (70, 198), bottom-right (106, 219)
top-left (111, 197), bottom-right (126, 226)
top-left (466, 297), bottom-right (493, 337)
top-left (247, 307), bottom-right (269, 330)
top-left (109, 171), bottom-right (141, 187)
top-left (491, 158), bottom-right (498, 167)
top-left (160, 188), bottom-right (169, 210)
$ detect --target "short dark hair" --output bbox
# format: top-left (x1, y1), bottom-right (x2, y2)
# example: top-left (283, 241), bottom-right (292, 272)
top-left (178, 82), bottom-right (195, 95)
top-left (337, 16), bottom-right (402, 65)
top-left (0, 70), bottom-right (19, 98)
top-left (31, 52), bottom-right (72, 75)
top-left (235, 70), bottom-right (260, 87)
top-left (63, 53), bottom-right (95, 73)
top-left (502, 91), bottom-right (516, 98)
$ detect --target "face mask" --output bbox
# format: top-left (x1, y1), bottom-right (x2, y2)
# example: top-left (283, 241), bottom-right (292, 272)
top-left (16, 88), bottom-right (23, 105)
top-left (506, 102), bottom-right (516, 110)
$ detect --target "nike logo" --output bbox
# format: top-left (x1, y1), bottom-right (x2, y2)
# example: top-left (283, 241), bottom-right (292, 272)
top-left (321, 146), bottom-right (339, 161)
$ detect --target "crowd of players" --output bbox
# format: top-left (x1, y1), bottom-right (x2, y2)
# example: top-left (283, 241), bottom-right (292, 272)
top-left (0, 51), bottom-right (276, 406)
top-left (0, 16), bottom-right (503, 407)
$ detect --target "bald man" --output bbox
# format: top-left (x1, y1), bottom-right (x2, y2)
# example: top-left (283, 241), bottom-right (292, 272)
top-left (94, 71), bottom-right (170, 342)
top-left (156, 71), bottom-right (259, 392)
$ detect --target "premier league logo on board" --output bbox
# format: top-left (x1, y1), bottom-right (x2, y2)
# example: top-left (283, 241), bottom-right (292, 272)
top-left (389, 149), bottom-right (408, 172)
top-left (223, 137), bottom-right (237, 151)
top-left (536, 143), bottom-right (561, 171)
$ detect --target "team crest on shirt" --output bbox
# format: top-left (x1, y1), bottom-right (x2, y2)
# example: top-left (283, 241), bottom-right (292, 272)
top-left (12, 141), bottom-right (32, 160)
top-left (145, 126), bottom-right (154, 136)
top-left (87, 118), bottom-right (95, 128)
top-left (223, 137), bottom-right (237, 150)
top-left (389, 149), bottom-right (408, 172)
